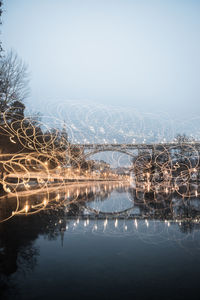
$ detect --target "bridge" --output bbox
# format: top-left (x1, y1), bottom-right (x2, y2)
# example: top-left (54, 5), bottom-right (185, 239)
top-left (71, 142), bottom-right (200, 159)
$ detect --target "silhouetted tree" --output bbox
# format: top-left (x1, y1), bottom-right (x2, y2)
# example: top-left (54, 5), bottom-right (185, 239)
top-left (0, 50), bottom-right (29, 115)
top-left (175, 133), bottom-right (193, 144)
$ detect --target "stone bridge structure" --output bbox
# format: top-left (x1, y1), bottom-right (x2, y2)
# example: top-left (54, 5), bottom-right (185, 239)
top-left (71, 142), bottom-right (200, 160)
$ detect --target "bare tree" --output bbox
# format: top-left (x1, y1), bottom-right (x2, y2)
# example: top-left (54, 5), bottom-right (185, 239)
top-left (175, 133), bottom-right (192, 144)
top-left (0, 50), bottom-right (30, 113)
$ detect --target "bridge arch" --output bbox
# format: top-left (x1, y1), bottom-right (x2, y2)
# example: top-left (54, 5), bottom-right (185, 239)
top-left (82, 148), bottom-right (137, 160)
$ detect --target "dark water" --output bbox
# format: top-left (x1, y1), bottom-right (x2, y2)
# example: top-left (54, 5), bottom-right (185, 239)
top-left (1, 183), bottom-right (200, 300)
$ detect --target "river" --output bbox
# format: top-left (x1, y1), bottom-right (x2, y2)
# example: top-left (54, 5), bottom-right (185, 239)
top-left (1, 182), bottom-right (200, 299)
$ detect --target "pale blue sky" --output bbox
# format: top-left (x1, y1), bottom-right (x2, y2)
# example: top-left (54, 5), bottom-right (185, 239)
top-left (2, 0), bottom-right (200, 118)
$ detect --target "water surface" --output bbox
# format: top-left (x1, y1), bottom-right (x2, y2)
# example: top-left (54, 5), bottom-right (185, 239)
top-left (1, 183), bottom-right (200, 300)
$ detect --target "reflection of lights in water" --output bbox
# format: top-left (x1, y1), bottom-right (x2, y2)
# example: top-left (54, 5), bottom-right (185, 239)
top-left (134, 219), bottom-right (138, 229)
top-left (2, 178), bottom-right (200, 224)
top-left (104, 218), bottom-right (108, 230)
top-left (93, 224), bottom-right (98, 231)
top-left (53, 218), bottom-right (200, 250)
top-left (145, 219), bottom-right (149, 228)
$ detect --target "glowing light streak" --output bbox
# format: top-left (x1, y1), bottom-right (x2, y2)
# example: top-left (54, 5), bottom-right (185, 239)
top-left (0, 104), bottom-right (200, 223)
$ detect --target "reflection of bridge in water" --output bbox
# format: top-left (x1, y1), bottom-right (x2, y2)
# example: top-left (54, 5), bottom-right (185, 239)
top-left (1, 181), bottom-right (200, 238)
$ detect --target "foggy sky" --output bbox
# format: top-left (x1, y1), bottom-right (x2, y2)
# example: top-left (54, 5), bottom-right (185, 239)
top-left (2, 0), bottom-right (200, 118)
